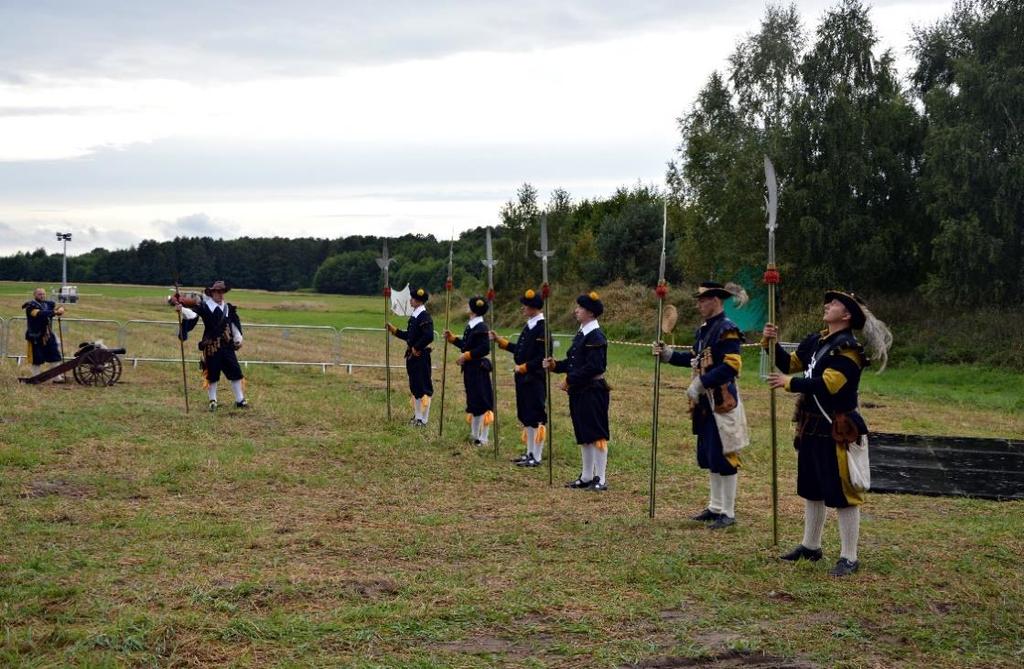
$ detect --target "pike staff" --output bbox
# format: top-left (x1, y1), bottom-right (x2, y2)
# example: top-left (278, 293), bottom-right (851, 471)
top-left (173, 275), bottom-right (190, 413)
top-left (376, 241), bottom-right (396, 421)
top-left (438, 237), bottom-right (455, 436)
top-left (481, 228), bottom-right (499, 458)
top-left (534, 215), bottom-right (556, 485)
top-left (764, 156), bottom-right (781, 546)
top-left (649, 202), bottom-right (669, 518)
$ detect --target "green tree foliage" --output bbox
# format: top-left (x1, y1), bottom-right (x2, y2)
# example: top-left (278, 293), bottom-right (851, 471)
top-left (313, 251), bottom-right (379, 294)
top-left (670, 0), bottom-right (929, 298)
top-left (912, 0), bottom-right (1024, 304)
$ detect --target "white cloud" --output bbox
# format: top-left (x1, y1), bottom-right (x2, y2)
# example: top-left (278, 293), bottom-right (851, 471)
top-left (0, 0), bottom-right (954, 255)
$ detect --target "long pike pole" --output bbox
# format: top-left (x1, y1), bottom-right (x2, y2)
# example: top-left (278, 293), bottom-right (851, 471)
top-left (173, 276), bottom-right (190, 414)
top-left (438, 237), bottom-right (455, 436)
top-left (377, 241), bottom-right (396, 421)
top-left (649, 202), bottom-right (669, 518)
top-left (534, 215), bottom-right (556, 486)
top-left (482, 228), bottom-right (499, 459)
top-left (764, 156), bottom-right (781, 546)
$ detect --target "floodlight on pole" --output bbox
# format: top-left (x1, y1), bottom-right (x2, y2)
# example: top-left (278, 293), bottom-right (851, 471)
top-left (56, 232), bottom-right (72, 289)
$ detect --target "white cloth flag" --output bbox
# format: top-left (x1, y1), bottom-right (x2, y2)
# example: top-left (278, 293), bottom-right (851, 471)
top-left (390, 284), bottom-right (413, 317)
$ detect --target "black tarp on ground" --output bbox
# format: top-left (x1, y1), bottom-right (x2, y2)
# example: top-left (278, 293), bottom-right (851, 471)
top-left (869, 432), bottom-right (1024, 500)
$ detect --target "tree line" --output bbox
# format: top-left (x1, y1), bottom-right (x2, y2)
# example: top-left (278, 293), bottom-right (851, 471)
top-left (1, 0), bottom-right (1019, 307)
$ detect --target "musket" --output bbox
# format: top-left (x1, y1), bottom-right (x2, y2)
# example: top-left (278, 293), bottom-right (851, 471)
top-left (650, 202), bottom-right (669, 518)
top-left (482, 228), bottom-right (499, 458)
top-left (764, 156), bottom-right (781, 546)
top-left (534, 215), bottom-right (556, 485)
top-left (438, 236), bottom-right (455, 437)
top-left (376, 240), bottom-right (396, 421)
top-left (173, 275), bottom-right (190, 414)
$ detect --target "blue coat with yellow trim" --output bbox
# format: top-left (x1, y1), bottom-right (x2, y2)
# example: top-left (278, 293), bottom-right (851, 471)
top-left (773, 328), bottom-right (867, 417)
top-left (666, 312), bottom-right (744, 435)
top-left (773, 327), bottom-right (869, 507)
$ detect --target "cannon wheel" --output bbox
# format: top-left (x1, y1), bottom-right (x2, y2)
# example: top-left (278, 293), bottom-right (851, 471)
top-left (73, 350), bottom-right (123, 386)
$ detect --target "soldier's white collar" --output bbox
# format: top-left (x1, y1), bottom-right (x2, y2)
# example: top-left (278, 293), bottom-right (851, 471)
top-left (580, 319), bottom-right (600, 335)
top-left (467, 316), bottom-right (484, 328)
top-left (527, 313), bottom-right (545, 329)
top-left (411, 305), bottom-right (426, 317)
top-left (204, 296), bottom-right (226, 311)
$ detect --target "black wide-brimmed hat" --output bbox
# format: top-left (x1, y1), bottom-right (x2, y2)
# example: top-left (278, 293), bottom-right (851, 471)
top-left (411, 287), bottom-right (430, 303)
top-left (468, 296), bottom-right (489, 316)
top-left (519, 288), bottom-right (543, 309)
top-left (825, 290), bottom-right (867, 329)
top-left (576, 290), bottom-right (604, 318)
top-left (204, 280), bottom-right (231, 296)
top-left (693, 281), bottom-right (731, 300)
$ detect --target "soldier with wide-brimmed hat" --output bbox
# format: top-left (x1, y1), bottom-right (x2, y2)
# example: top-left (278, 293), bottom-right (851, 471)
top-left (170, 279), bottom-right (249, 411)
top-left (387, 286), bottom-right (435, 426)
top-left (654, 281), bottom-right (751, 530)
top-left (543, 291), bottom-right (611, 491)
top-left (764, 290), bottom-right (892, 577)
top-left (491, 288), bottom-right (548, 467)
top-left (445, 296), bottom-right (494, 445)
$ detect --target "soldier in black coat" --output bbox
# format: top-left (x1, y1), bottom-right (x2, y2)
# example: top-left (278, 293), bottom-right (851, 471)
top-left (171, 280), bottom-right (249, 411)
top-left (445, 296), bottom-right (494, 445)
top-left (491, 288), bottom-right (547, 467)
top-left (765, 290), bottom-right (892, 577)
top-left (22, 287), bottom-right (66, 379)
top-left (544, 291), bottom-right (611, 491)
top-left (387, 287), bottom-right (435, 426)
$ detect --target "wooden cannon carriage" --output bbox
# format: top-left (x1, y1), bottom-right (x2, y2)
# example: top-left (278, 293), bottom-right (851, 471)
top-left (19, 342), bottom-right (125, 386)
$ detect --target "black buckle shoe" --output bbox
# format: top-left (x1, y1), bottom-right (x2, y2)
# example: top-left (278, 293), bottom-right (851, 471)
top-left (690, 508), bottom-right (720, 522)
top-left (565, 477), bottom-right (593, 489)
top-left (523, 457), bottom-right (541, 468)
top-left (780, 545), bottom-right (823, 562)
top-left (511, 452), bottom-right (530, 463)
top-left (708, 515), bottom-right (735, 529)
top-left (235, 399), bottom-right (250, 409)
top-left (208, 400), bottom-right (218, 412)
top-left (588, 477), bottom-right (608, 492)
top-left (516, 454), bottom-right (537, 467)
top-left (829, 558), bottom-right (859, 577)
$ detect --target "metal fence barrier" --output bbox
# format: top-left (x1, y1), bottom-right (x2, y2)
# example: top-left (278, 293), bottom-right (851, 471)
top-left (2, 314), bottom-right (786, 374)
top-left (3, 317), bottom-right (435, 374)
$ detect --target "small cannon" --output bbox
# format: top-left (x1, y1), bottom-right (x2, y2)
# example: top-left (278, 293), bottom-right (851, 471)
top-left (19, 341), bottom-right (126, 386)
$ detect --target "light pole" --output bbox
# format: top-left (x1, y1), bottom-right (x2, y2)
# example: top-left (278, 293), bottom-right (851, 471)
top-left (56, 232), bottom-right (71, 300)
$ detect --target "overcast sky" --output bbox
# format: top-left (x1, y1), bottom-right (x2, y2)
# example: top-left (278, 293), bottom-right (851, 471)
top-left (0, 0), bottom-right (951, 256)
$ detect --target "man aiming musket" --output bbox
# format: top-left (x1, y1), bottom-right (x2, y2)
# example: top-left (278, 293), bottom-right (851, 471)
top-left (169, 280), bottom-right (249, 412)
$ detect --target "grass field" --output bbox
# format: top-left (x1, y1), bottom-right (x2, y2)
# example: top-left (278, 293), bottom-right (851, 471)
top-left (1, 282), bottom-right (1022, 668)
